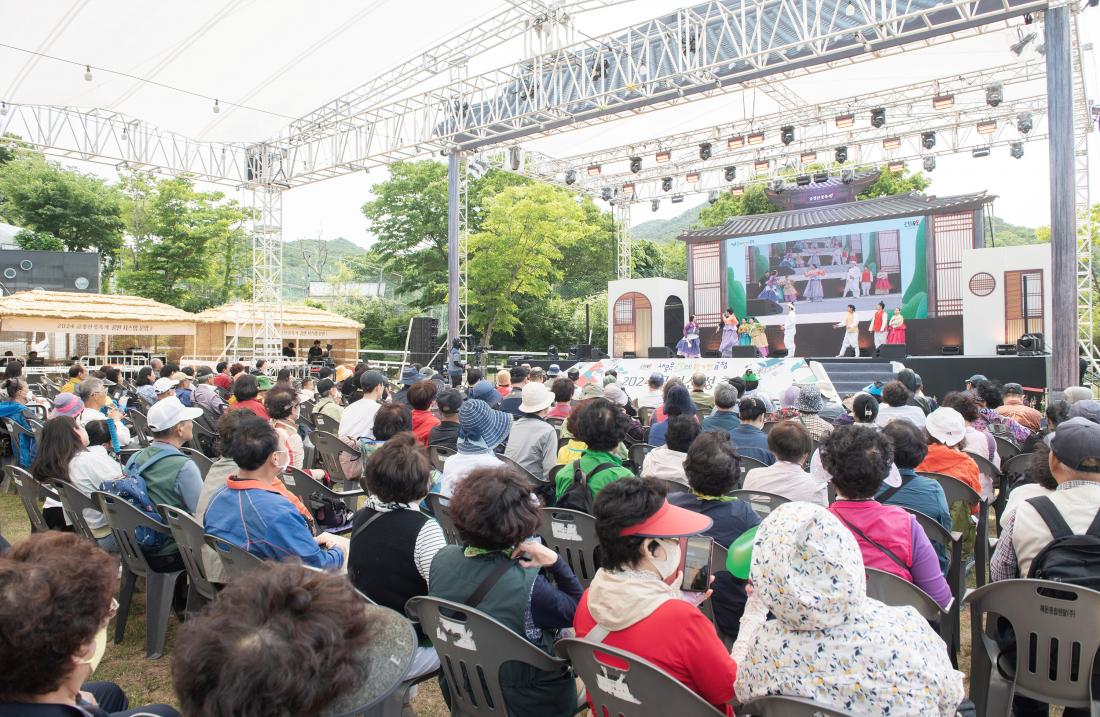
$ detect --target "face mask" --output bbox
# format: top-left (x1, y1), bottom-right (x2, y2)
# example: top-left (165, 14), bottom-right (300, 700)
top-left (646, 538), bottom-right (682, 581)
top-left (79, 627), bottom-right (107, 673)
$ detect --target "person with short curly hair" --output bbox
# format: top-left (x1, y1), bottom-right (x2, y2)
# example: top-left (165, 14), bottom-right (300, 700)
top-left (971, 380), bottom-right (1031, 443)
top-left (744, 420), bottom-right (824, 505)
top-left (405, 379), bottom-right (440, 447)
top-left (648, 384), bottom-right (697, 448)
top-left (641, 415), bottom-right (699, 484)
top-left (555, 398), bottom-right (636, 503)
top-left (430, 466), bottom-right (582, 716)
top-left (875, 380), bottom-right (926, 428)
top-left (825, 426), bottom-right (951, 608)
top-left (0, 532), bottom-right (179, 716)
top-left (547, 377), bottom-right (574, 419)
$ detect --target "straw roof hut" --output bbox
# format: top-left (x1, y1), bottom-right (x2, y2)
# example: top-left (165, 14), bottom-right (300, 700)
top-left (193, 302), bottom-right (361, 362)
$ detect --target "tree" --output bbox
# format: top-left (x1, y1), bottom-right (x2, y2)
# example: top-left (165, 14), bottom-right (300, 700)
top-left (857, 166), bottom-right (930, 199)
top-left (468, 184), bottom-right (587, 347)
top-left (698, 184), bottom-right (777, 227)
top-left (13, 229), bottom-right (64, 251)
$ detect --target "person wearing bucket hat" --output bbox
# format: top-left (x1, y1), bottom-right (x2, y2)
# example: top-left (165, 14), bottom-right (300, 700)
top-left (573, 477), bottom-right (737, 714)
top-left (392, 366), bottom-right (426, 406)
top-left (733, 502), bottom-right (964, 716)
top-left (439, 398), bottom-right (510, 497)
top-left (51, 392), bottom-right (84, 420)
top-left (172, 563), bottom-right (417, 717)
top-left (1068, 398), bottom-right (1100, 425)
top-left (916, 407), bottom-right (982, 499)
top-left (503, 382), bottom-right (558, 482)
top-left (795, 385), bottom-right (833, 442)
top-left (468, 378), bottom-right (503, 409)
top-left (546, 363), bottom-right (561, 378)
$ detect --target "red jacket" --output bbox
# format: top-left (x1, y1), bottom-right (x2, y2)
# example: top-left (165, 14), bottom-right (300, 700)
top-left (411, 409), bottom-right (440, 447)
top-left (233, 399), bottom-right (270, 420)
top-left (574, 593), bottom-right (737, 714)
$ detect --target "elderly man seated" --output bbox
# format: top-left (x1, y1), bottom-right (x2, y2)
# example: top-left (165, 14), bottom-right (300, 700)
top-left (75, 377), bottom-right (133, 449)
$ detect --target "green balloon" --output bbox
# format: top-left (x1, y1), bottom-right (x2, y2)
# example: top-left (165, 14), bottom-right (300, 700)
top-left (726, 525), bottom-right (759, 580)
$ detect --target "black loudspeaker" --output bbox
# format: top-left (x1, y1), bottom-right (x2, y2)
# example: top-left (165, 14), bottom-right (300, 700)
top-left (996, 343), bottom-right (1018, 356)
top-left (623, 351), bottom-right (638, 359)
top-left (648, 346), bottom-right (672, 358)
top-left (771, 348), bottom-right (789, 358)
top-left (1017, 333), bottom-right (1045, 355)
top-left (726, 346), bottom-right (758, 358)
top-left (574, 344), bottom-right (593, 360)
top-left (409, 316), bottom-right (440, 368)
top-left (941, 345), bottom-right (961, 355)
top-left (591, 347), bottom-right (606, 360)
top-left (878, 344), bottom-right (907, 361)
top-left (858, 347), bottom-right (873, 357)
top-left (703, 350), bottom-right (721, 358)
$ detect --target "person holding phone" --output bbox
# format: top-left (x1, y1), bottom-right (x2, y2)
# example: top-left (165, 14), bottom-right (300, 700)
top-left (573, 478), bottom-right (738, 715)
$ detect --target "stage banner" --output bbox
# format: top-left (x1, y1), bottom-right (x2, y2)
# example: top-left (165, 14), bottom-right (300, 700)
top-left (570, 357), bottom-right (820, 401)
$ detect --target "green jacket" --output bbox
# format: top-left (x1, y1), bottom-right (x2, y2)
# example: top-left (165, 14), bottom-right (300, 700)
top-left (554, 449), bottom-right (634, 502)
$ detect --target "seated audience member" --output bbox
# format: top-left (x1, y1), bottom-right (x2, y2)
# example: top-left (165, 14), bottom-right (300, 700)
top-left (874, 380), bottom-right (927, 428)
top-left (972, 380), bottom-right (1031, 443)
top-left (556, 397), bottom-right (591, 464)
top-left (195, 411), bottom-right (254, 586)
top-left (546, 378), bottom-right (574, 419)
top-left (74, 378), bottom-right (131, 450)
top-left (795, 385), bottom-right (834, 442)
top-left (60, 363), bottom-right (87, 394)
top-left (407, 380), bottom-right (440, 447)
top-left (134, 366), bottom-right (157, 406)
top-left (728, 397), bottom-right (775, 465)
top-left (1064, 386), bottom-right (1093, 405)
top-left (700, 382), bottom-right (741, 434)
top-left (298, 377), bottom-right (316, 402)
top-left (264, 387), bottom-right (316, 473)
top-left (311, 378), bottom-right (344, 424)
top-left (428, 388), bottom-right (462, 451)
top-left (468, 379), bottom-right (503, 409)
top-left (495, 369), bottom-right (512, 397)
top-left (173, 563), bottom-right (415, 717)
top-left (648, 384), bottom-right (697, 447)
top-left (733, 502), bottom-right (964, 715)
top-left (190, 367), bottom-right (227, 415)
top-left (439, 398), bottom-right (509, 497)
top-left (205, 414), bottom-right (345, 569)
top-left (231, 373), bottom-right (269, 419)
top-left (849, 392), bottom-right (880, 425)
top-left (498, 366), bottom-right (529, 417)
top-left (0, 532), bottom-right (179, 717)
top-left (764, 385), bottom-right (800, 423)
top-left (689, 373), bottom-right (714, 410)
top-left (917, 407), bottom-right (983, 499)
top-left (825, 426), bottom-right (952, 608)
top-left (670, 433), bottom-right (761, 639)
top-left (528, 366), bottom-right (546, 384)
top-left (0, 378), bottom-right (39, 467)
top-left (1000, 443), bottom-right (1057, 524)
top-left (743, 420), bottom-right (823, 504)
top-left (362, 404), bottom-right (412, 458)
top-left (391, 367), bottom-right (422, 407)
top-left (29, 417), bottom-right (92, 536)
top-left (896, 368), bottom-right (934, 415)
top-left (211, 361), bottom-right (232, 392)
top-left (603, 382), bottom-right (635, 418)
top-left (67, 420), bottom-right (124, 552)
top-left (741, 369), bottom-right (775, 411)
top-left (429, 467), bottom-right (581, 716)
top-left (338, 370), bottom-right (386, 441)
top-left (171, 373), bottom-right (193, 407)
top-left (575, 478), bottom-right (737, 714)
top-left (555, 398), bottom-right (635, 503)
top-left (641, 415), bottom-right (699, 484)
top-left (152, 377), bottom-right (178, 403)
top-left (650, 377), bottom-right (685, 425)
top-left (465, 367), bottom-right (483, 390)
top-left (637, 372), bottom-right (665, 411)
top-left (1070, 399), bottom-right (1100, 424)
top-left (567, 367), bottom-right (582, 398)
top-left (996, 382), bottom-right (1043, 432)
top-left (504, 382), bottom-right (558, 481)
top-left (941, 391), bottom-right (999, 469)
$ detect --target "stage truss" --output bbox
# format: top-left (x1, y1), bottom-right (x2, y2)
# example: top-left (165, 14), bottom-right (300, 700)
top-left (0, 0), bottom-right (1094, 380)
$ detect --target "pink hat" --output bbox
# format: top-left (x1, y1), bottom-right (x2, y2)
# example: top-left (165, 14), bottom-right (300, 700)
top-left (52, 392), bottom-right (84, 419)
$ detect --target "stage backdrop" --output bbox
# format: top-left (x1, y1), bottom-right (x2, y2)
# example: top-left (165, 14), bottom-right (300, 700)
top-left (570, 357), bottom-right (822, 401)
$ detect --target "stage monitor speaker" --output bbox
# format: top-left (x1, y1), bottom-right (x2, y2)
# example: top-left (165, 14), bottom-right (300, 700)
top-left (703, 350), bottom-right (721, 358)
top-left (623, 351), bottom-right (638, 359)
top-left (858, 347), bottom-right (873, 357)
top-left (771, 348), bottom-right (789, 358)
top-left (941, 345), bottom-right (961, 356)
top-left (591, 348), bottom-right (606, 360)
top-left (1017, 333), bottom-right (1045, 355)
top-left (726, 346), bottom-right (758, 358)
top-left (409, 316), bottom-right (439, 368)
top-left (996, 343), bottom-right (1018, 356)
top-left (878, 345), bottom-right (906, 361)
top-left (648, 346), bottom-right (672, 358)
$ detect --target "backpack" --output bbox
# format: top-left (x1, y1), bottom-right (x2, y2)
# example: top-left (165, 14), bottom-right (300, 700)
top-left (102, 449), bottom-right (181, 552)
top-left (555, 460), bottom-right (616, 513)
top-left (1025, 496), bottom-right (1100, 591)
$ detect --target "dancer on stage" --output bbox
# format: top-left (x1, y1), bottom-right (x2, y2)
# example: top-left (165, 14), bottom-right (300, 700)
top-left (887, 308), bottom-right (907, 345)
top-left (782, 276), bottom-right (799, 303)
top-left (875, 269), bottom-right (891, 294)
top-left (784, 303), bottom-right (797, 356)
top-left (676, 315), bottom-right (701, 358)
top-left (804, 268), bottom-right (825, 302)
top-left (842, 262), bottom-right (861, 298)
top-left (719, 309), bottom-right (739, 357)
top-left (870, 301), bottom-right (889, 354)
top-left (860, 265), bottom-right (873, 297)
top-left (749, 318), bottom-right (769, 358)
top-left (738, 318), bottom-right (752, 346)
top-left (835, 304), bottom-right (860, 357)
top-left (758, 271), bottom-right (782, 302)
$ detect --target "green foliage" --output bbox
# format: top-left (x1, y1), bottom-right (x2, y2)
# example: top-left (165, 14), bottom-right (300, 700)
top-left (857, 167), bottom-right (930, 199)
top-left (727, 268), bottom-right (746, 318)
top-left (698, 184), bottom-right (778, 228)
top-left (13, 229), bottom-right (64, 251)
top-left (658, 241), bottom-right (687, 281)
top-left (631, 203), bottom-right (704, 243)
top-left (989, 215), bottom-right (1045, 246)
top-left (324, 296), bottom-right (419, 348)
top-left (557, 198), bottom-right (617, 299)
top-left (283, 237), bottom-right (372, 298)
top-left (901, 220), bottom-right (928, 318)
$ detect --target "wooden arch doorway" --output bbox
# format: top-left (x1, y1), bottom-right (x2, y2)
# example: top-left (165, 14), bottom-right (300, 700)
top-left (612, 292), bottom-right (652, 357)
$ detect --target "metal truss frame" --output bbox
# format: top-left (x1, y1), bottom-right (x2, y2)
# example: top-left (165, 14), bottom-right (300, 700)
top-left (1071, 11), bottom-right (1098, 377)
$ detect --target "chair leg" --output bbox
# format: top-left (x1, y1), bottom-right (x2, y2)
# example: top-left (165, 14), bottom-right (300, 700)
top-left (115, 568), bottom-right (138, 645)
top-left (985, 673), bottom-right (1014, 717)
top-left (185, 581), bottom-right (208, 615)
top-left (144, 571), bottom-right (181, 659)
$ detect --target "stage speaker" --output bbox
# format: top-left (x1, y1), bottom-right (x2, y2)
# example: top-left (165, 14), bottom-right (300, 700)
top-left (623, 351), bottom-right (638, 359)
top-left (648, 346), bottom-right (672, 358)
top-left (726, 346), bottom-right (758, 358)
top-left (941, 345), bottom-right (961, 356)
top-left (703, 350), bottom-right (721, 358)
top-left (572, 344), bottom-right (593, 360)
top-left (878, 345), bottom-right (907, 361)
top-left (771, 348), bottom-right (789, 358)
top-left (409, 316), bottom-right (439, 368)
top-left (591, 348), bottom-right (606, 360)
top-left (858, 347), bottom-right (872, 357)
top-left (1017, 333), bottom-right (1045, 355)
top-left (996, 343), bottom-right (1018, 356)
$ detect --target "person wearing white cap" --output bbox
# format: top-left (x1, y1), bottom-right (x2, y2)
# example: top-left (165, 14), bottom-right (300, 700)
top-left (503, 382), bottom-right (558, 482)
top-left (153, 376), bottom-right (179, 402)
top-left (916, 407), bottom-right (982, 500)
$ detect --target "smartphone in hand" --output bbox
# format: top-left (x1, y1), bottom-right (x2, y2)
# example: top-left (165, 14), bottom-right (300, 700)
top-left (680, 536), bottom-right (712, 594)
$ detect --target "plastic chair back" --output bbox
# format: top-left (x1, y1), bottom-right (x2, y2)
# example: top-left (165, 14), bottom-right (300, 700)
top-left (637, 406), bottom-right (653, 427)
top-left (180, 447), bottom-right (214, 480)
top-left (919, 471), bottom-right (989, 586)
top-left (739, 456), bottom-right (769, 473)
top-left (538, 507), bottom-right (600, 587)
top-left (5, 419), bottom-right (38, 467)
top-left (429, 444), bottom-right (456, 472)
top-left (1001, 452), bottom-right (1036, 483)
top-left (406, 596), bottom-right (571, 717)
top-left (498, 454), bottom-right (546, 485)
top-left (905, 507), bottom-right (963, 663)
top-left (426, 493), bottom-right (462, 545)
top-left (128, 409), bottom-right (152, 447)
top-left (628, 443), bottom-right (655, 469)
top-left (157, 504), bottom-right (218, 603)
top-left (311, 430), bottom-right (362, 483)
top-left (203, 534), bottom-right (266, 582)
top-left (725, 489), bottom-right (790, 518)
top-left (656, 477), bottom-right (690, 495)
top-left (994, 434), bottom-right (1021, 460)
top-left (865, 567), bottom-right (949, 622)
top-left (7, 465), bottom-right (55, 533)
top-left (93, 491), bottom-right (167, 579)
top-left (555, 637), bottom-right (725, 717)
top-left (188, 421), bottom-right (220, 458)
top-left (740, 695), bottom-right (859, 716)
top-left (55, 480), bottom-right (101, 541)
top-left (314, 412), bottom-right (340, 435)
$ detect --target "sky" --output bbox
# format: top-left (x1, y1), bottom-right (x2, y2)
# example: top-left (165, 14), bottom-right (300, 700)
top-left (0, 0), bottom-right (1098, 247)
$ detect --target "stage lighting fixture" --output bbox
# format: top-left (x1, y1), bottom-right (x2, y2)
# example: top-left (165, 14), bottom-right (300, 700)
top-left (213, 99), bottom-right (221, 114)
top-left (754, 159), bottom-right (769, 173)
top-left (977, 119), bottom-right (997, 135)
top-left (882, 136), bottom-right (901, 150)
top-left (972, 146), bottom-right (991, 158)
top-left (685, 171), bottom-right (700, 183)
top-left (655, 149), bottom-right (671, 163)
top-left (813, 171), bottom-right (829, 183)
top-left (921, 131), bottom-right (936, 149)
top-left (1017, 112), bottom-right (1033, 134)
top-left (923, 156), bottom-right (937, 172)
top-left (932, 94), bottom-right (955, 110)
top-left (724, 166), bottom-right (737, 181)
top-left (835, 146), bottom-right (848, 163)
top-left (0, 102), bottom-right (8, 117)
top-left (1010, 31), bottom-right (1036, 56)
top-left (564, 169), bottom-right (577, 185)
top-left (887, 161), bottom-right (904, 173)
top-left (726, 135), bottom-right (745, 150)
top-left (622, 183), bottom-right (635, 197)
top-left (800, 151), bottom-right (817, 164)
top-left (781, 126), bottom-right (795, 145)
top-left (509, 146), bottom-right (522, 171)
top-left (651, 199), bottom-right (660, 212)
top-left (84, 65), bottom-right (93, 82)
top-left (730, 185), bottom-right (744, 196)
top-left (1010, 141), bottom-right (1024, 159)
top-left (986, 83), bottom-right (1003, 107)
top-left (835, 114), bottom-right (855, 128)
top-left (841, 169), bottom-right (855, 184)
top-left (770, 178), bottom-right (785, 193)
top-left (601, 187), bottom-right (613, 201)
top-left (747, 132), bottom-right (765, 145)
top-left (587, 164), bottom-right (602, 176)
top-left (629, 156), bottom-right (642, 173)
top-left (661, 176), bottom-right (673, 192)
top-left (671, 194), bottom-right (685, 203)
top-left (699, 142), bottom-right (712, 160)
top-left (870, 108), bottom-right (886, 128)
top-left (708, 190), bottom-right (720, 205)
top-left (796, 174), bottom-right (811, 187)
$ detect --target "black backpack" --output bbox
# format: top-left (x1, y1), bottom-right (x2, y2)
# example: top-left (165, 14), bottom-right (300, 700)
top-left (1025, 496), bottom-right (1100, 591)
top-left (555, 460), bottom-right (616, 513)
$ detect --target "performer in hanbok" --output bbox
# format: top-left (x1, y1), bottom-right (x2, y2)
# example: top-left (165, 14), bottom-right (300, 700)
top-left (757, 271), bottom-right (782, 302)
top-left (870, 301), bottom-right (889, 355)
top-left (749, 318), bottom-right (769, 358)
top-left (784, 303), bottom-right (797, 356)
top-left (719, 309), bottom-right (739, 357)
top-left (835, 304), bottom-right (860, 357)
top-left (675, 315), bottom-right (701, 358)
top-left (874, 270), bottom-right (891, 294)
top-left (804, 268), bottom-right (825, 302)
top-left (860, 265), bottom-right (873, 297)
top-left (782, 276), bottom-right (799, 303)
top-left (738, 318), bottom-right (752, 346)
top-left (887, 308), bottom-right (907, 345)
top-left (842, 262), bottom-right (862, 298)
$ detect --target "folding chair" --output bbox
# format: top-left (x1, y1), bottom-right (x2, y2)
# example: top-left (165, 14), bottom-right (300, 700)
top-left (180, 447), bottom-right (214, 481)
top-left (970, 452), bottom-right (1006, 531)
top-left (628, 443), bottom-right (655, 471)
top-left (637, 406), bottom-right (653, 427)
top-left (740, 695), bottom-right (859, 716)
top-left (905, 508), bottom-right (964, 664)
top-left (556, 638), bottom-right (726, 717)
top-left (55, 480), bottom-right (102, 542)
top-left (919, 471), bottom-right (988, 587)
top-left (204, 534), bottom-right (267, 582)
top-left (128, 409), bottom-right (152, 447)
top-left (188, 420), bottom-right (220, 458)
top-left (282, 466), bottom-right (364, 524)
top-left (6, 465), bottom-right (55, 533)
top-left (93, 491), bottom-right (181, 659)
top-left (695, 541), bottom-right (735, 648)
top-left (656, 477), bottom-right (691, 495)
top-left (5, 419), bottom-right (38, 469)
top-left (158, 505), bottom-right (218, 612)
top-left (311, 429), bottom-right (363, 486)
top-left (426, 493), bottom-right (462, 545)
top-left (407, 597), bottom-right (576, 717)
top-left (865, 567), bottom-right (953, 653)
top-left (966, 579), bottom-right (1100, 717)
top-left (538, 507), bottom-right (600, 586)
top-left (994, 434), bottom-right (1021, 461)
top-left (429, 444), bottom-right (456, 473)
top-left (739, 456), bottom-right (769, 473)
top-left (726, 489), bottom-right (790, 519)
top-left (313, 412), bottom-right (340, 435)
top-left (498, 454), bottom-right (547, 484)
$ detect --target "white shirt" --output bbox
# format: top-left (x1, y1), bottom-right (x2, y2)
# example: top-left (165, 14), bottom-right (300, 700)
top-left (339, 398), bottom-right (380, 440)
top-left (640, 446), bottom-right (688, 483)
top-left (637, 389), bottom-right (664, 410)
top-left (743, 460), bottom-right (828, 506)
top-left (874, 405), bottom-right (927, 428)
top-left (78, 407), bottom-right (133, 447)
top-left (68, 445), bottom-right (123, 530)
top-left (440, 452), bottom-right (504, 498)
top-left (785, 312), bottom-right (796, 333)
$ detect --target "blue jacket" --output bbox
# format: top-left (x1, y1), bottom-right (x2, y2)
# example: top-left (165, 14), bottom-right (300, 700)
top-left (204, 479), bottom-right (343, 570)
top-left (0, 402), bottom-right (35, 467)
top-left (875, 467), bottom-right (953, 573)
top-left (728, 424), bottom-right (775, 465)
top-left (701, 410), bottom-right (740, 434)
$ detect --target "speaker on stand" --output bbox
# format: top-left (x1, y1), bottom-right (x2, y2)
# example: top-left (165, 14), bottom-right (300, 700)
top-left (409, 316), bottom-right (440, 369)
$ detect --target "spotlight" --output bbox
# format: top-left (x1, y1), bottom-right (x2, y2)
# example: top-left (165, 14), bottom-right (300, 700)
top-left (685, 171), bottom-right (700, 183)
top-left (921, 131), bottom-right (936, 150)
top-left (747, 132), bottom-right (765, 145)
top-left (0, 102), bottom-right (7, 116)
top-left (723, 166), bottom-right (736, 182)
top-left (121, 126), bottom-right (128, 141)
top-left (882, 136), bottom-right (901, 150)
top-left (932, 94), bottom-right (955, 110)
top-left (986, 83), bottom-right (1003, 107)
top-left (726, 136), bottom-right (744, 150)
top-left (661, 176), bottom-right (673, 192)
top-left (655, 150), bottom-right (671, 163)
top-left (972, 146), bottom-right (991, 158)
top-left (564, 169), bottom-right (577, 185)
top-left (835, 114), bottom-right (855, 128)
top-left (1010, 141), bottom-right (1024, 159)
top-left (629, 156), bottom-right (642, 173)
top-left (601, 187), bottom-right (613, 201)
top-left (84, 65), bottom-right (93, 82)
top-left (841, 169), bottom-right (855, 184)
top-left (887, 161), bottom-right (904, 173)
top-left (1017, 112), bottom-right (1034, 134)
top-left (622, 183), bottom-right (635, 197)
top-left (699, 142), bottom-right (712, 160)
top-left (870, 108), bottom-right (886, 128)
top-left (651, 199), bottom-right (660, 212)
top-left (770, 178), bottom-right (785, 193)
top-left (1010, 32), bottom-right (1036, 56)
top-left (923, 156), bottom-right (937, 172)
top-left (781, 126), bottom-right (795, 145)
top-left (213, 98), bottom-right (221, 114)
top-left (587, 164), bottom-right (601, 176)
top-left (754, 159), bottom-right (769, 173)
top-left (835, 146), bottom-right (848, 163)
top-left (813, 171), bottom-right (829, 183)
top-left (977, 119), bottom-right (997, 135)
top-left (730, 185), bottom-right (744, 196)
top-left (796, 174), bottom-right (811, 186)
top-left (708, 190), bottom-right (720, 205)
top-left (799, 151), bottom-right (816, 164)
top-left (671, 194), bottom-right (685, 204)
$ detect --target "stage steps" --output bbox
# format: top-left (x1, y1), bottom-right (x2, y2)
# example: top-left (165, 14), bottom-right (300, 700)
top-left (814, 359), bottom-right (898, 397)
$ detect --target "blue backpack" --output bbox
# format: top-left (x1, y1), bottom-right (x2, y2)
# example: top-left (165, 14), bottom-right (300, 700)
top-left (102, 449), bottom-right (180, 551)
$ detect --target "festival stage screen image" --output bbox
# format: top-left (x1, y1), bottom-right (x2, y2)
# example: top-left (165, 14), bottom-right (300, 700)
top-left (724, 215), bottom-right (930, 324)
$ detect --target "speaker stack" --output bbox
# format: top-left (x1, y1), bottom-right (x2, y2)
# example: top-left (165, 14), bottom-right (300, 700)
top-left (409, 317), bottom-right (440, 369)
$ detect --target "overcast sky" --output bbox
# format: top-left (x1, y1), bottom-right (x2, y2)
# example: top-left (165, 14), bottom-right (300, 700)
top-left (1, 0), bottom-right (1098, 247)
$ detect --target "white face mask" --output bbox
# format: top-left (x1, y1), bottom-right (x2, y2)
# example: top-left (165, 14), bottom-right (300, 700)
top-left (79, 626), bottom-right (108, 673)
top-left (646, 538), bottom-right (682, 581)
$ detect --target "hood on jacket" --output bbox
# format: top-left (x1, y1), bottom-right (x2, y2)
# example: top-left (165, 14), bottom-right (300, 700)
top-left (750, 501), bottom-right (865, 631)
top-left (586, 568), bottom-right (679, 631)
top-left (0, 401), bottom-right (27, 419)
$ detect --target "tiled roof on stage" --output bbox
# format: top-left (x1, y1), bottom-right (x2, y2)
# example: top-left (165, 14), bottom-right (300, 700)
top-left (678, 191), bottom-right (994, 242)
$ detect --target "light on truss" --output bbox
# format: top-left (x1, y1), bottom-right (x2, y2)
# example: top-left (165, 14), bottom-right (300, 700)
top-left (887, 161), bottom-right (905, 173)
top-left (698, 143), bottom-right (712, 160)
top-left (726, 135), bottom-right (744, 150)
top-left (835, 114), bottom-right (855, 128)
top-left (747, 132), bottom-right (765, 145)
top-left (841, 168), bottom-right (855, 184)
top-left (754, 159), bottom-right (769, 173)
top-left (651, 199), bottom-right (660, 212)
top-left (213, 99), bottom-right (221, 114)
top-left (977, 119), bottom-right (997, 135)
top-left (655, 149), bottom-right (671, 163)
top-left (671, 194), bottom-right (685, 204)
top-left (986, 83), bottom-right (1003, 107)
top-left (921, 131), bottom-right (936, 150)
top-left (708, 190), bottom-right (720, 205)
top-left (1017, 112), bottom-right (1033, 134)
top-left (780, 126), bottom-right (795, 146)
top-left (723, 166), bottom-right (736, 182)
top-left (601, 187), bottom-right (613, 201)
top-left (0, 102), bottom-right (7, 116)
top-left (587, 164), bottom-right (602, 176)
top-left (629, 156), bottom-right (642, 173)
top-left (622, 183), bottom-right (635, 197)
top-left (800, 151), bottom-right (817, 164)
top-left (661, 176), bottom-right (673, 192)
top-left (882, 136), bottom-right (901, 151)
top-left (564, 169), bottom-right (577, 185)
top-left (972, 146), bottom-right (991, 158)
top-left (730, 185), bottom-right (745, 196)
top-left (835, 146), bottom-right (848, 163)
top-left (685, 171), bottom-right (700, 183)
top-left (1010, 141), bottom-right (1024, 159)
top-left (84, 65), bottom-right (93, 82)
top-left (923, 156), bottom-right (936, 172)
top-left (870, 108), bottom-right (886, 128)
top-left (1010, 31), bottom-right (1036, 56)
top-left (932, 94), bottom-right (955, 110)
